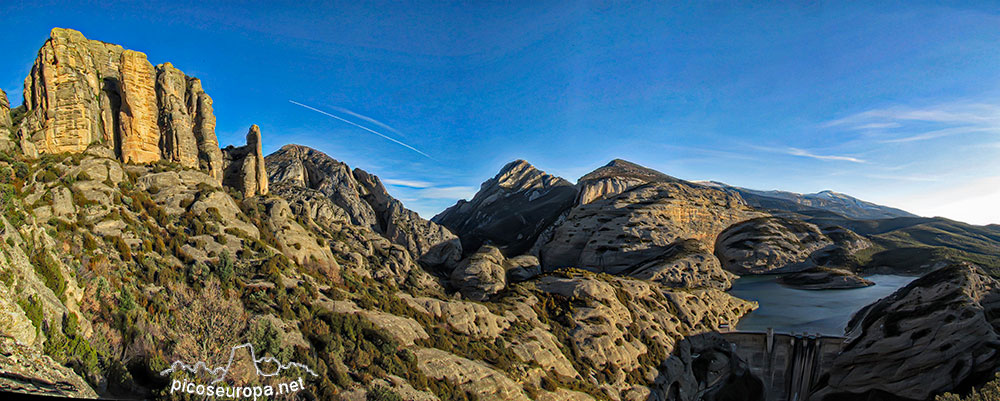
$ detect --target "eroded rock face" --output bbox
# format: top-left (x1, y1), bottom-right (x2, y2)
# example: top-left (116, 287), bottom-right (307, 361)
top-left (0, 89), bottom-right (11, 134)
top-left (0, 89), bottom-right (13, 152)
top-left (812, 263), bottom-right (1000, 401)
top-left (451, 245), bottom-right (508, 301)
top-left (155, 62), bottom-right (223, 178)
top-left (16, 28), bottom-right (230, 183)
top-left (0, 337), bottom-right (98, 398)
top-left (266, 144), bottom-right (460, 266)
top-left (221, 125), bottom-right (269, 198)
top-left (433, 160), bottom-right (578, 256)
top-left (267, 145), bottom-right (375, 226)
top-left (117, 50), bottom-right (160, 164)
top-left (19, 28), bottom-right (124, 156)
top-left (353, 168), bottom-right (461, 267)
top-left (714, 217), bottom-right (871, 275)
top-left (531, 273), bottom-right (756, 380)
top-left (539, 182), bottom-right (760, 275)
top-left (653, 333), bottom-right (765, 401)
top-left (625, 239), bottom-right (736, 290)
top-left (576, 159), bottom-right (680, 205)
top-left (415, 347), bottom-right (530, 401)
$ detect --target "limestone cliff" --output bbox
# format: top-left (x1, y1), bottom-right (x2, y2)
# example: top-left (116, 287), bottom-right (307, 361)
top-left (0, 89), bottom-right (12, 152)
top-left (15, 28), bottom-right (231, 185)
top-left (433, 160), bottom-right (578, 256)
top-left (18, 28), bottom-right (126, 157)
top-left (221, 125), bottom-right (269, 198)
top-left (117, 50), bottom-right (160, 164)
top-left (155, 63), bottom-right (224, 179)
top-left (0, 89), bottom-right (11, 135)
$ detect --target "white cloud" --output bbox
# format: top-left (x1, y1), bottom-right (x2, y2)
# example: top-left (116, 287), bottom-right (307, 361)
top-left (823, 102), bottom-right (1000, 143)
top-left (786, 148), bottom-right (866, 163)
top-left (416, 186), bottom-right (478, 200)
top-left (382, 178), bottom-right (433, 188)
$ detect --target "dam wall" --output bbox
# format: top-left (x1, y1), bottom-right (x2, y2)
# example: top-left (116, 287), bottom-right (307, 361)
top-left (722, 330), bottom-right (843, 401)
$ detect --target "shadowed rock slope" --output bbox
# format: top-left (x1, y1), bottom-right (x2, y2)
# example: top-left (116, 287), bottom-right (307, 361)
top-left (813, 263), bottom-right (1000, 401)
top-left (433, 160), bottom-right (578, 257)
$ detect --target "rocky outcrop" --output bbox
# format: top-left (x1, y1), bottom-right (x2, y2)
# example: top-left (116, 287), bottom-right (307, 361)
top-left (266, 144), bottom-right (460, 266)
top-left (353, 168), bottom-right (461, 267)
top-left (714, 217), bottom-right (871, 275)
top-left (15, 28), bottom-right (240, 189)
top-left (812, 263), bottom-right (1000, 401)
top-left (221, 125), bottom-right (269, 198)
top-left (433, 160), bottom-right (578, 256)
top-left (448, 245), bottom-right (543, 300)
top-left (450, 245), bottom-right (507, 301)
top-left (155, 63), bottom-right (224, 179)
top-left (0, 89), bottom-right (11, 134)
top-left (400, 294), bottom-right (511, 338)
top-left (576, 159), bottom-right (680, 205)
top-left (19, 28), bottom-right (124, 156)
top-left (0, 89), bottom-right (13, 152)
top-left (539, 182), bottom-right (760, 275)
top-left (624, 239), bottom-right (736, 290)
top-left (777, 267), bottom-right (874, 290)
top-left (415, 347), bottom-right (530, 401)
top-left (0, 337), bottom-right (98, 398)
top-left (117, 50), bottom-right (160, 164)
top-left (653, 333), bottom-right (765, 401)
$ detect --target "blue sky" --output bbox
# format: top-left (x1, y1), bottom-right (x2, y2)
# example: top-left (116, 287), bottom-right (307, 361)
top-left (2, 1), bottom-right (999, 224)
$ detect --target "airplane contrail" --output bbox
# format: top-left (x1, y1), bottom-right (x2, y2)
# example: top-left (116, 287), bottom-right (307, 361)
top-left (289, 100), bottom-right (434, 160)
top-left (329, 105), bottom-right (406, 138)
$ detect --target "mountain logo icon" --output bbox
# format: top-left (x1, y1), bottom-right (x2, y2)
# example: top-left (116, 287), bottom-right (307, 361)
top-left (159, 343), bottom-right (318, 384)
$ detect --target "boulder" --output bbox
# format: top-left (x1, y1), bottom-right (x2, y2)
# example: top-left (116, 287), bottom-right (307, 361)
top-left (812, 263), bottom-right (1000, 401)
top-left (451, 245), bottom-right (507, 301)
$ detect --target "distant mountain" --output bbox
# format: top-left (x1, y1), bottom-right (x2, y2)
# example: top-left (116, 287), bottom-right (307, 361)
top-left (698, 182), bottom-right (917, 220)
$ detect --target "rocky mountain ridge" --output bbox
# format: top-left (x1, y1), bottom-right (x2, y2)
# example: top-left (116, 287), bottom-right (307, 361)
top-left (1, 27), bottom-right (998, 401)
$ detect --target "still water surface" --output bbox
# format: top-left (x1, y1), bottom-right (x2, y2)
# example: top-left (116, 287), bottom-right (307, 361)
top-left (728, 274), bottom-right (916, 336)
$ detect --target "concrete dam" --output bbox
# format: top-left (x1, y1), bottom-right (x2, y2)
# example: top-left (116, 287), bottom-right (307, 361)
top-left (721, 330), bottom-right (844, 401)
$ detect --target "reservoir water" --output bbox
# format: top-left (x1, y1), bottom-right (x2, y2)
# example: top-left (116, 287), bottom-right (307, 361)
top-left (728, 274), bottom-right (916, 336)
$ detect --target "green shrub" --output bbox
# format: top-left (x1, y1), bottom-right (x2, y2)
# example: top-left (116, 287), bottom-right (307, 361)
top-left (30, 250), bottom-right (66, 299)
top-left (40, 170), bottom-right (58, 183)
top-left (367, 386), bottom-right (404, 401)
